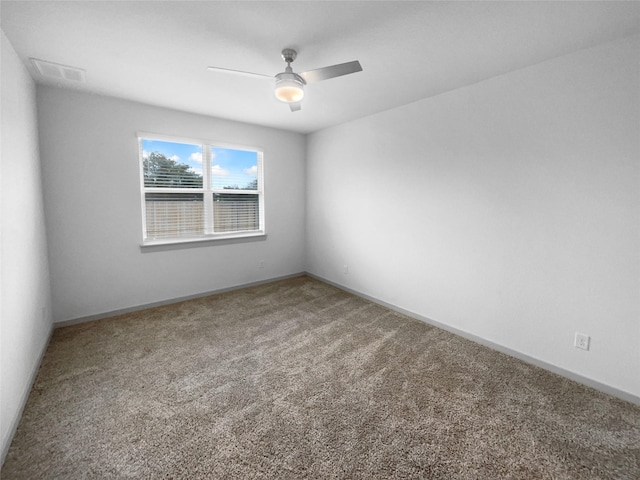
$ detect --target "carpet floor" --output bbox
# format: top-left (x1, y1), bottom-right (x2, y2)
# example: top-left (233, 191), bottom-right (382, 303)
top-left (2, 276), bottom-right (639, 479)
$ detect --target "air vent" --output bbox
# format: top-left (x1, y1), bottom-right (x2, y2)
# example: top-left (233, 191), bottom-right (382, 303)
top-left (30, 58), bottom-right (86, 83)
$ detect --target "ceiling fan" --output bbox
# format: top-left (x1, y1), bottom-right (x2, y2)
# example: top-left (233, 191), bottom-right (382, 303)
top-left (207, 49), bottom-right (362, 112)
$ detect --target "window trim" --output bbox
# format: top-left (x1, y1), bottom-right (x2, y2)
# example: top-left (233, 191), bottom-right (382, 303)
top-left (137, 132), bottom-right (265, 247)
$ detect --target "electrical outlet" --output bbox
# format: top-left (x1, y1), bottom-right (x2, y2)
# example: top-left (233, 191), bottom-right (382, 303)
top-left (574, 332), bottom-right (590, 351)
top-left (343, 265), bottom-right (349, 274)
top-left (259, 260), bottom-right (265, 269)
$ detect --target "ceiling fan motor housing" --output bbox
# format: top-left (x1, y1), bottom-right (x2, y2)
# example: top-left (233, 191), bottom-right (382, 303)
top-left (274, 71), bottom-right (305, 103)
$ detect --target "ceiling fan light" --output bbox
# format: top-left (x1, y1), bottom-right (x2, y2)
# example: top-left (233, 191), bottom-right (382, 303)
top-left (274, 74), bottom-right (305, 103)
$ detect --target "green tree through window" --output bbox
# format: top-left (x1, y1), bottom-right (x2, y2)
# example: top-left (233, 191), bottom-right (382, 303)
top-left (143, 152), bottom-right (203, 188)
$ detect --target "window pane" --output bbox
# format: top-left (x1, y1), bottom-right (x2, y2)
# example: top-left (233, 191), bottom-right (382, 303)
top-left (142, 139), bottom-right (203, 188)
top-left (145, 193), bottom-right (204, 239)
top-left (211, 147), bottom-right (258, 190)
top-left (139, 135), bottom-right (263, 244)
top-left (213, 193), bottom-right (259, 232)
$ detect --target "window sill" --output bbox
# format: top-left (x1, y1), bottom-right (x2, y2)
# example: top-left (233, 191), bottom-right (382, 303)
top-left (141, 231), bottom-right (266, 248)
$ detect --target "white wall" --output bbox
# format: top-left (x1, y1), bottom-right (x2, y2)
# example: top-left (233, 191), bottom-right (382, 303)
top-left (306, 35), bottom-right (640, 399)
top-left (1, 31), bottom-right (53, 461)
top-left (37, 88), bottom-right (306, 323)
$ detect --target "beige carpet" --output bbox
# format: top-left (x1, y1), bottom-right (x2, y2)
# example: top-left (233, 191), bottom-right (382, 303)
top-left (3, 276), bottom-right (639, 479)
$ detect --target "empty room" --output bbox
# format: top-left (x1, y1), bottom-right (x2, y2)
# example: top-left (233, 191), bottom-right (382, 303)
top-left (1, 1), bottom-right (639, 478)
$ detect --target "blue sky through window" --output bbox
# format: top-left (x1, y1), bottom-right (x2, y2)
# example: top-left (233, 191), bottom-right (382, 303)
top-left (211, 147), bottom-right (257, 190)
top-left (142, 139), bottom-right (258, 190)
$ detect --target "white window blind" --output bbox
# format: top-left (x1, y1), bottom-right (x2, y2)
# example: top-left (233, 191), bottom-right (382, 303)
top-left (139, 135), bottom-right (264, 245)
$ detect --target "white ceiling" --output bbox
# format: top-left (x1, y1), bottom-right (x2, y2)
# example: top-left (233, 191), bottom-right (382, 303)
top-left (2, 1), bottom-right (639, 134)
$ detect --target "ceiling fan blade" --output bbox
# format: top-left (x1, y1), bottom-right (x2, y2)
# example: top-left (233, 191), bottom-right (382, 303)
top-left (207, 66), bottom-right (273, 80)
top-left (299, 60), bottom-right (362, 84)
top-left (289, 102), bottom-right (302, 112)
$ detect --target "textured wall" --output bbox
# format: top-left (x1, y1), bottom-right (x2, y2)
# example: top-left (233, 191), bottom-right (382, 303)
top-left (37, 88), bottom-right (306, 323)
top-left (1, 31), bottom-right (53, 461)
top-left (306, 35), bottom-right (640, 398)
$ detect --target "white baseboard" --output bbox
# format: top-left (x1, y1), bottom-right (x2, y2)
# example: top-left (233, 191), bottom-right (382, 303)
top-left (1, 324), bottom-right (54, 466)
top-left (54, 272), bottom-right (306, 329)
top-left (306, 272), bottom-right (640, 407)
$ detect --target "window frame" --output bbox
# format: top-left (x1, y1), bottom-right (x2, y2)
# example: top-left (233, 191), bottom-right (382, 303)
top-left (138, 132), bottom-right (265, 247)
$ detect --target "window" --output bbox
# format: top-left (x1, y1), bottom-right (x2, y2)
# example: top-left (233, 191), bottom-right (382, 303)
top-left (138, 134), bottom-right (264, 245)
